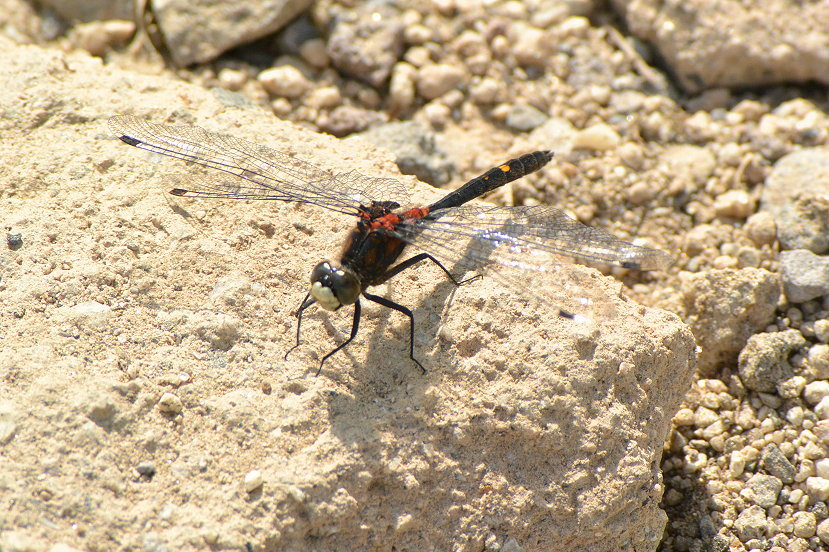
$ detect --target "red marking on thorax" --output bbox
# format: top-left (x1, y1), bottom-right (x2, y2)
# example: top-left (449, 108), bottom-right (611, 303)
top-left (402, 207), bottom-right (430, 219)
top-left (369, 213), bottom-right (401, 231)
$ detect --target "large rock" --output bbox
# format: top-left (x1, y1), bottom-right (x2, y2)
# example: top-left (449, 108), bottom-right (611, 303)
top-left (612, 0), bottom-right (829, 92)
top-left (151, 0), bottom-right (312, 66)
top-left (0, 39), bottom-right (695, 552)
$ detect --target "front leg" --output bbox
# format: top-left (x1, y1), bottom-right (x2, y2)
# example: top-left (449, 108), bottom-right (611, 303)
top-left (362, 291), bottom-right (426, 374)
top-left (316, 299), bottom-right (363, 376)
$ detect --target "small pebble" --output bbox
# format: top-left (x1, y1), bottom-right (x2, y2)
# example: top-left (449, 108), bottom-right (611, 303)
top-left (157, 392), bottom-right (183, 414)
top-left (744, 211), bottom-right (777, 246)
top-left (136, 461), bottom-right (156, 478)
top-left (714, 190), bottom-right (753, 218)
top-left (742, 473), bottom-right (782, 507)
top-left (694, 406), bottom-right (719, 427)
top-left (812, 320), bottom-right (829, 344)
top-left (761, 444), bottom-right (796, 484)
top-left (416, 63), bottom-right (465, 99)
top-left (818, 518), bottom-right (829, 544)
top-left (244, 469), bottom-right (263, 493)
top-left (6, 233), bottom-right (22, 250)
top-left (808, 344), bottom-right (829, 378)
top-left (733, 505), bottom-right (768, 541)
top-left (618, 142), bottom-right (645, 170)
top-left (217, 68), bottom-right (247, 91)
top-left (805, 476), bottom-right (829, 501)
top-left (571, 123), bottom-right (620, 150)
top-left (627, 182), bottom-right (654, 204)
top-left (815, 396), bottom-right (829, 420)
top-left (505, 104), bottom-right (547, 131)
top-left (780, 249), bottom-right (829, 303)
top-left (305, 86), bottom-right (342, 110)
top-left (674, 408), bottom-right (695, 426)
top-left (258, 66), bottom-right (311, 98)
top-left (298, 38), bottom-right (329, 68)
top-left (804, 380), bottom-right (829, 405)
top-left (815, 458), bottom-right (829, 479)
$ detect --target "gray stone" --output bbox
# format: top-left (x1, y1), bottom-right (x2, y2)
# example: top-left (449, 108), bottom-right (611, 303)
top-left (152, 0), bottom-right (312, 66)
top-left (505, 104), bottom-right (548, 132)
top-left (761, 444), bottom-right (796, 484)
top-left (744, 473), bottom-right (783, 507)
top-left (733, 505), bottom-right (768, 541)
top-left (317, 105), bottom-right (387, 137)
top-left (780, 249), bottom-right (829, 303)
top-left (738, 329), bottom-right (807, 393)
top-left (36, 0), bottom-right (132, 23)
top-left (761, 149), bottom-right (829, 253)
top-left (325, 4), bottom-right (405, 87)
top-left (353, 121), bottom-right (454, 187)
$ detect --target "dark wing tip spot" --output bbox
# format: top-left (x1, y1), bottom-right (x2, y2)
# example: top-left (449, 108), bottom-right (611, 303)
top-left (118, 135), bottom-right (142, 147)
top-left (621, 260), bottom-right (642, 270)
top-left (169, 188), bottom-right (188, 196)
top-left (558, 309), bottom-right (576, 320)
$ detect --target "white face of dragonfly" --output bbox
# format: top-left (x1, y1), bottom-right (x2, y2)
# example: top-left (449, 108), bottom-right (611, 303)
top-left (309, 261), bottom-right (361, 311)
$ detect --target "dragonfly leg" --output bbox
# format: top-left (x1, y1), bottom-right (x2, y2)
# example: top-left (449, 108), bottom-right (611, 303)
top-left (362, 291), bottom-right (426, 374)
top-left (379, 253), bottom-right (481, 287)
top-left (316, 299), bottom-right (362, 375)
top-left (284, 293), bottom-right (313, 361)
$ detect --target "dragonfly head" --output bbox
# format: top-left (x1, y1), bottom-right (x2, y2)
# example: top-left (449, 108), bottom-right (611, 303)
top-left (310, 262), bottom-right (360, 311)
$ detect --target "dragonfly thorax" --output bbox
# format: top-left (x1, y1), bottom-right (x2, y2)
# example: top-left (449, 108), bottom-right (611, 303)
top-left (310, 261), bottom-right (361, 311)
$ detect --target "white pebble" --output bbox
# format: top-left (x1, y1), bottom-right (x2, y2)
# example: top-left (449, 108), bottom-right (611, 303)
top-left (804, 380), bottom-right (829, 405)
top-left (244, 469), bottom-right (264, 492)
top-left (694, 406), bottom-right (719, 427)
top-left (571, 123), bottom-right (620, 151)
top-left (683, 450), bottom-right (708, 473)
top-left (787, 406), bottom-right (805, 426)
top-left (258, 66), bottom-right (311, 98)
top-left (815, 319), bottom-right (829, 343)
top-left (714, 190), bottom-right (753, 218)
top-left (806, 476), bottom-right (829, 501)
top-left (217, 68), bottom-right (247, 91)
top-left (816, 396), bottom-right (829, 420)
top-left (157, 392), bottom-right (183, 414)
top-left (305, 86), bottom-right (342, 110)
top-left (809, 344), bottom-right (829, 378)
top-left (416, 63), bottom-right (465, 99)
top-left (788, 488), bottom-right (804, 504)
top-left (818, 518), bottom-right (829, 545)
top-left (793, 511), bottom-right (816, 538)
top-left (728, 450), bottom-right (746, 478)
top-left (815, 458), bottom-right (829, 479)
top-left (673, 408), bottom-right (695, 426)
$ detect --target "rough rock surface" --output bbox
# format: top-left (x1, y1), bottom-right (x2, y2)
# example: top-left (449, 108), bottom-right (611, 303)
top-left (613, 0), bottom-right (829, 92)
top-left (761, 149), bottom-right (829, 254)
top-left (152, 0), bottom-right (312, 66)
top-left (679, 268), bottom-right (781, 375)
top-left (0, 41), bottom-right (695, 552)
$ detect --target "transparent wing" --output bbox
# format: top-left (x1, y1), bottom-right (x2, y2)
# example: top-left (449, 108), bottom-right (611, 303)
top-left (108, 115), bottom-right (410, 216)
top-left (396, 204), bottom-right (674, 320)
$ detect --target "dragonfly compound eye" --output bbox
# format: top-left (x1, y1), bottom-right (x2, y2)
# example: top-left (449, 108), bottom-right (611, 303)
top-left (310, 262), bottom-right (360, 310)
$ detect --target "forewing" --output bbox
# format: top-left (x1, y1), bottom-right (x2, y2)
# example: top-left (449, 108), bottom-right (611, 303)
top-left (396, 204), bottom-right (673, 320)
top-left (108, 115), bottom-right (410, 215)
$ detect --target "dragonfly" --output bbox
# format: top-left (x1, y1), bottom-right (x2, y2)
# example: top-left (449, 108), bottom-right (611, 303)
top-left (108, 115), bottom-right (673, 374)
